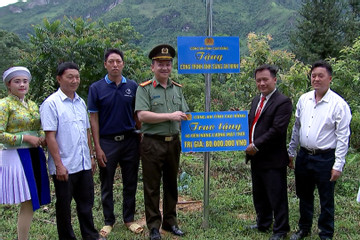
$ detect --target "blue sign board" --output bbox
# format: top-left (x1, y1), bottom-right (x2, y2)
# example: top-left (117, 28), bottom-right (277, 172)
top-left (181, 111), bottom-right (248, 152)
top-left (177, 36), bottom-right (240, 74)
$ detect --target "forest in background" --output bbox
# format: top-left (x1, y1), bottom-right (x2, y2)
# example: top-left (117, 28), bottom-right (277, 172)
top-left (0, 0), bottom-right (301, 52)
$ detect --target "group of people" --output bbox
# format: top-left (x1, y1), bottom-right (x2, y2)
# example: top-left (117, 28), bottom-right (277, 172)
top-left (0, 44), bottom-right (188, 240)
top-left (0, 43), bottom-right (356, 240)
top-left (245, 62), bottom-right (353, 240)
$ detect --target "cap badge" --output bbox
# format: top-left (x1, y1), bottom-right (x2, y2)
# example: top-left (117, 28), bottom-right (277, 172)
top-left (161, 48), bottom-right (169, 54)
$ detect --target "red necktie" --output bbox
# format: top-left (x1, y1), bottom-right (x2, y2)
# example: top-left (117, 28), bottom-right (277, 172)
top-left (249, 96), bottom-right (266, 143)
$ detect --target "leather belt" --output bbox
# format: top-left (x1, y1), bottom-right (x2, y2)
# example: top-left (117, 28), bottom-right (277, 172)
top-left (100, 130), bottom-right (135, 142)
top-left (144, 134), bottom-right (179, 142)
top-left (300, 147), bottom-right (334, 155)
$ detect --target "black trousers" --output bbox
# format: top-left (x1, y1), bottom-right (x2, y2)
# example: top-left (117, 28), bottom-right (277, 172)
top-left (99, 134), bottom-right (140, 225)
top-left (141, 135), bottom-right (181, 230)
top-left (251, 166), bottom-right (290, 234)
top-left (295, 148), bottom-right (336, 239)
top-left (52, 170), bottom-right (99, 240)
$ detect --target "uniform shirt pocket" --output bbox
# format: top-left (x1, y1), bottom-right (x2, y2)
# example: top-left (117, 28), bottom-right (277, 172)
top-left (172, 96), bottom-right (182, 111)
top-left (151, 99), bottom-right (165, 112)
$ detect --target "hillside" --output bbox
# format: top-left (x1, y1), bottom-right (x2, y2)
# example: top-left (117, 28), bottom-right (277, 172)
top-left (0, 0), bottom-right (301, 53)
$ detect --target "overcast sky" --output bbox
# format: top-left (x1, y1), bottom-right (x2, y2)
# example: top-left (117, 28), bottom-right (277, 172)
top-left (0, 0), bottom-right (27, 8)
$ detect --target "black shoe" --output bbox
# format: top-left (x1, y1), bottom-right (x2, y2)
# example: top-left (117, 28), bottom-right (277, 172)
top-left (269, 233), bottom-right (287, 240)
top-left (320, 237), bottom-right (332, 240)
top-left (290, 229), bottom-right (310, 240)
top-left (162, 225), bottom-right (185, 236)
top-left (149, 228), bottom-right (161, 240)
top-left (246, 224), bottom-right (269, 233)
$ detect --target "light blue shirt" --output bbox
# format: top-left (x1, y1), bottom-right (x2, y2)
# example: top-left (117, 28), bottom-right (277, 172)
top-left (40, 88), bottom-right (91, 175)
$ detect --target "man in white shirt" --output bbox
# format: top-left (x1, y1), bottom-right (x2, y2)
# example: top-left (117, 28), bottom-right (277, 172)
top-left (40, 62), bottom-right (103, 240)
top-left (288, 61), bottom-right (352, 240)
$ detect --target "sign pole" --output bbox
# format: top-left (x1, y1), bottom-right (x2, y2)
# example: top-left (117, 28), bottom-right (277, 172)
top-left (202, 0), bottom-right (213, 229)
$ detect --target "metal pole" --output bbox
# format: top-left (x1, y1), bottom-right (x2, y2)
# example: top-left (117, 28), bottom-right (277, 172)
top-left (202, 0), bottom-right (212, 229)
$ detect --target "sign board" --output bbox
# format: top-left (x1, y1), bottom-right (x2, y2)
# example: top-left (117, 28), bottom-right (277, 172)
top-left (177, 36), bottom-right (240, 74)
top-left (181, 111), bottom-right (248, 152)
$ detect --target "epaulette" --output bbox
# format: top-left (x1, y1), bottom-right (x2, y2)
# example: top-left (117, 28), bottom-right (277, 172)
top-left (171, 81), bottom-right (182, 87)
top-left (139, 80), bottom-right (152, 87)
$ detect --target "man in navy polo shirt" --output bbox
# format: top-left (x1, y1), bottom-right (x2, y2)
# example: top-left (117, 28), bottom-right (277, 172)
top-left (88, 48), bottom-right (142, 237)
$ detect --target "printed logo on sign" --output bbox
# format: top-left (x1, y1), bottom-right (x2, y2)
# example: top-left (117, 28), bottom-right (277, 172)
top-left (205, 37), bottom-right (214, 45)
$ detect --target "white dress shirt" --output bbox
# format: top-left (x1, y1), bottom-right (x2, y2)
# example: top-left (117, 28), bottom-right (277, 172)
top-left (40, 89), bottom-right (91, 175)
top-left (288, 89), bottom-right (352, 172)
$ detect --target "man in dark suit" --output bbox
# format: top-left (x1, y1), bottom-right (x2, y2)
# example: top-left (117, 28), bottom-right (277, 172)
top-left (245, 64), bottom-right (292, 240)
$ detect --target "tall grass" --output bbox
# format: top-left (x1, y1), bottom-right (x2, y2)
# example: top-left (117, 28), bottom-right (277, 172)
top-left (1, 151), bottom-right (359, 239)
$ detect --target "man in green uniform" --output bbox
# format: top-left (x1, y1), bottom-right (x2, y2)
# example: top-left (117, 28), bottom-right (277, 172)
top-left (135, 44), bottom-right (189, 240)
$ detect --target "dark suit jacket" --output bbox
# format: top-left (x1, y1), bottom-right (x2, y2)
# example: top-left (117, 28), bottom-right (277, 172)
top-left (246, 90), bottom-right (293, 169)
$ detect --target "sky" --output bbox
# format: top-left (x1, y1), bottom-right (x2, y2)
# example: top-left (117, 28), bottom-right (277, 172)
top-left (0, 0), bottom-right (27, 8)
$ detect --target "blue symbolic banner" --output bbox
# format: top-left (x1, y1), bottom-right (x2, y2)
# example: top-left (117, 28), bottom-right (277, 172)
top-left (177, 36), bottom-right (240, 74)
top-left (181, 111), bottom-right (248, 152)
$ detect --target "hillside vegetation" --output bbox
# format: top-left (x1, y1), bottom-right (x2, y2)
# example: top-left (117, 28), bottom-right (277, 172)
top-left (0, 0), bottom-right (301, 52)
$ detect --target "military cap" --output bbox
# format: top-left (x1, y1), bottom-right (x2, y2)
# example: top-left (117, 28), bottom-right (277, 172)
top-left (148, 44), bottom-right (176, 60)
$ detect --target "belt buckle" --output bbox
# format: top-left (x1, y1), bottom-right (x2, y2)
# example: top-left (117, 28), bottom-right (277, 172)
top-left (308, 148), bottom-right (316, 155)
top-left (164, 136), bottom-right (173, 142)
top-left (114, 135), bottom-right (125, 141)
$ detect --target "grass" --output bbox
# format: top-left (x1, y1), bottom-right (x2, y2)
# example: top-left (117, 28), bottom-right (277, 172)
top-left (1, 151), bottom-right (359, 240)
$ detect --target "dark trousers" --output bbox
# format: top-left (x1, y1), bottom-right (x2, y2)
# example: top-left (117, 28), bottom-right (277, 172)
top-left (251, 166), bottom-right (290, 234)
top-left (99, 135), bottom-right (140, 225)
top-left (52, 170), bottom-right (99, 240)
top-left (141, 136), bottom-right (181, 230)
top-left (295, 148), bottom-right (336, 239)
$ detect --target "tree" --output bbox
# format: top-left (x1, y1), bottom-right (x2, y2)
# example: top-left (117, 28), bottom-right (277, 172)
top-left (330, 37), bottom-right (360, 109)
top-left (17, 17), bottom-right (149, 104)
top-left (231, 33), bottom-right (309, 109)
top-left (343, 0), bottom-right (360, 46)
top-left (330, 37), bottom-right (360, 150)
top-left (0, 29), bottom-right (28, 93)
top-left (181, 33), bottom-right (309, 112)
top-left (289, 0), bottom-right (359, 64)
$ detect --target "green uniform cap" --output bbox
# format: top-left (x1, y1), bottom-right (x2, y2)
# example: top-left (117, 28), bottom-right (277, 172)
top-left (149, 44), bottom-right (176, 60)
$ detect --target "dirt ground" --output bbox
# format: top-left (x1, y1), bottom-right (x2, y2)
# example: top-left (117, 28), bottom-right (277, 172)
top-left (136, 196), bottom-right (203, 238)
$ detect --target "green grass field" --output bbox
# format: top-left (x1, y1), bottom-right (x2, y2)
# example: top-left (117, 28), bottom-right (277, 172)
top-left (1, 151), bottom-right (359, 240)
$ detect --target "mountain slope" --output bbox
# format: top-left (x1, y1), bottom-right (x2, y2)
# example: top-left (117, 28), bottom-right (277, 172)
top-left (0, 0), bottom-right (301, 53)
